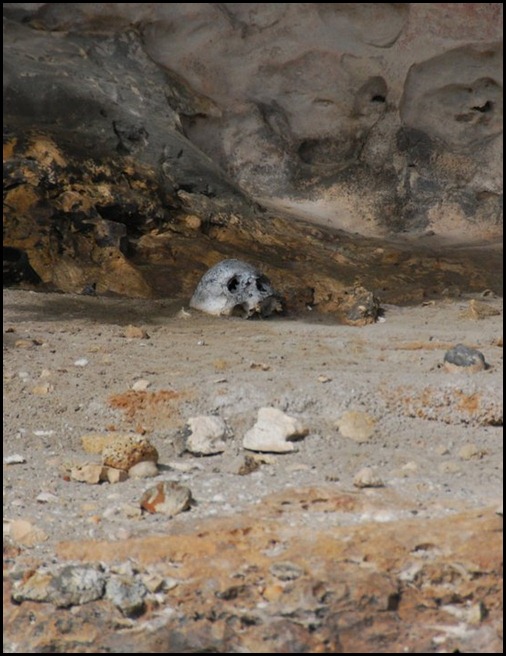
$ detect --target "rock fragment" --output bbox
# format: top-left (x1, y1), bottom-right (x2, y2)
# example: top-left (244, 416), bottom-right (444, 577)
top-left (185, 415), bottom-right (229, 455)
top-left (102, 435), bottom-right (159, 471)
top-left (123, 325), bottom-right (150, 339)
top-left (12, 565), bottom-right (105, 607)
top-left (7, 519), bottom-right (49, 547)
top-left (243, 407), bottom-right (308, 453)
top-left (336, 411), bottom-right (376, 442)
top-left (128, 460), bottom-right (159, 478)
top-left (443, 344), bottom-right (487, 373)
top-left (105, 576), bottom-right (147, 617)
top-left (353, 467), bottom-right (385, 488)
top-left (140, 481), bottom-right (192, 516)
top-left (458, 443), bottom-right (483, 460)
top-left (4, 454), bottom-right (26, 464)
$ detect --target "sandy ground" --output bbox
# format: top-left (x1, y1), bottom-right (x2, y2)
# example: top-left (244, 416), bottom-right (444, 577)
top-left (2, 287), bottom-right (503, 555)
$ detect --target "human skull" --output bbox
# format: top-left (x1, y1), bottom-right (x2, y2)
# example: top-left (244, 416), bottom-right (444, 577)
top-left (189, 259), bottom-right (283, 318)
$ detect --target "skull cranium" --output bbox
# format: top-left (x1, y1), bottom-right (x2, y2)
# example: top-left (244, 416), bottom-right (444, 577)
top-left (189, 259), bottom-right (283, 318)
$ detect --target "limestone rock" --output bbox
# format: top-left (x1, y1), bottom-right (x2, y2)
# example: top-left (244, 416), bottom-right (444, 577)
top-left (243, 407), bottom-right (308, 453)
top-left (185, 415), bottom-right (229, 455)
top-left (337, 411), bottom-right (377, 443)
top-left (353, 467), bottom-right (385, 488)
top-left (102, 435), bottom-right (159, 471)
top-left (128, 460), bottom-right (159, 479)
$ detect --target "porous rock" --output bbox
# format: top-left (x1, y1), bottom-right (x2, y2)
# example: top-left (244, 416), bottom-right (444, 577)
top-left (102, 435), bottom-right (159, 471)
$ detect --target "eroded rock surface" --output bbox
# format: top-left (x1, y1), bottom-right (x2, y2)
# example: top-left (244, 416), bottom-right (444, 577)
top-left (2, 3), bottom-right (503, 307)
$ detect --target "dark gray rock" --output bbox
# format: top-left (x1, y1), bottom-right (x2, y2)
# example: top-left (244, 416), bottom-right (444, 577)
top-left (444, 344), bottom-right (487, 369)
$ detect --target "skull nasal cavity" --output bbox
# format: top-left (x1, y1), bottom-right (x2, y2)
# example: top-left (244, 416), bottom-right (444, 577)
top-left (227, 275), bottom-right (239, 292)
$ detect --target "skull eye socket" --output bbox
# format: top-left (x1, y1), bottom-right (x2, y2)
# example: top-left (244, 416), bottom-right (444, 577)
top-left (256, 276), bottom-right (269, 293)
top-left (227, 275), bottom-right (239, 292)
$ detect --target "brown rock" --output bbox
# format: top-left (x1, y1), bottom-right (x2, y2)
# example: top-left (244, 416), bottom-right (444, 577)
top-left (102, 435), bottom-right (159, 471)
top-left (7, 519), bottom-right (49, 547)
top-left (337, 411), bottom-right (377, 442)
top-left (123, 325), bottom-right (150, 339)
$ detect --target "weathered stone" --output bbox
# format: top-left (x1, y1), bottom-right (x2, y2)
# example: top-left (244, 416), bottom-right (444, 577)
top-left (353, 467), bottom-right (385, 488)
top-left (70, 463), bottom-right (107, 485)
top-left (444, 344), bottom-right (487, 373)
top-left (102, 435), bottom-right (159, 471)
top-left (140, 481), bottom-right (192, 516)
top-left (185, 415), bottom-right (229, 455)
top-left (123, 325), bottom-right (150, 339)
top-left (2, 5), bottom-right (503, 307)
top-left (336, 411), bottom-right (377, 442)
top-left (105, 575), bottom-right (147, 617)
top-left (243, 407), bottom-right (308, 453)
top-left (12, 565), bottom-right (105, 607)
top-left (128, 460), bottom-right (159, 479)
top-left (7, 519), bottom-right (49, 547)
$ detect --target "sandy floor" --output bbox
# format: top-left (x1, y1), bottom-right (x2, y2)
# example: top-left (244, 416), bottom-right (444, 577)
top-left (3, 287), bottom-right (503, 554)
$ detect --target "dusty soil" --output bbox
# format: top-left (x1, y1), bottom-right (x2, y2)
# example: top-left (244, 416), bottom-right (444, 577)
top-left (2, 285), bottom-right (504, 653)
top-left (3, 287), bottom-right (503, 550)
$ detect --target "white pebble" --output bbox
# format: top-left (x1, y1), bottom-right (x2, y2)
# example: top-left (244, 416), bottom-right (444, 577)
top-left (74, 358), bottom-right (89, 367)
top-left (131, 378), bottom-right (151, 392)
top-left (4, 454), bottom-right (26, 465)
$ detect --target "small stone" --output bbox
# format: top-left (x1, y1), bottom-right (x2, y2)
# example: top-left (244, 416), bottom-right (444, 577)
top-left (243, 407), bottom-right (308, 453)
top-left (176, 307), bottom-right (191, 319)
top-left (468, 601), bottom-right (486, 626)
top-left (132, 378), bottom-right (151, 391)
top-left (337, 411), bottom-right (376, 442)
top-left (74, 358), bottom-right (89, 367)
top-left (458, 443), bottom-right (483, 460)
top-left (128, 460), bottom-right (159, 478)
top-left (250, 361), bottom-right (271, 371)
top-left (443, 344), bottom-right (487, 373)
top-left (8, 519), bottom-right (49, 547)
top-left (462, 299), bottom-right (500, 320)
top-left (186, 416), bottom-right (229, 455)
top-left (496, 503), bottom-right (503, 516)
top-left (121, 503), bottom-right (143, 518)
top-left (36, 492), bottom-right (58, 503)
top-left (104, 466), bottom-right (129, 483)
top-left (269, 561), bottom-right (304, 581)
top-left (70, 463), bottom-right (107, 484)
top-left (140, 481), bottom-right (192, 516)
top-left (237, 455), bottom-right (261, 475)
top-left (4, 454), bottom-right (26, 465)
top-left (31, 382), bottom-right (53, 395)
top-left (353, 467), bottom-right (384, 488)
top-left (123, 325), bottom-right (150, 339)
top-left (14, 339), bottom-right (35, 348)
top-left (317, 375), bottom-right (332, 383)
top-left (102, 435), bottom-right (158, 471)
top-left (439, 461), bottom-right (461, 474)
top-left (105, 576), bottom-right (147, 617)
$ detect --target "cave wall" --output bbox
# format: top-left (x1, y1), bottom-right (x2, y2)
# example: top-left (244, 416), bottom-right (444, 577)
top-left (2, 4), bottom-right (503, 300)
